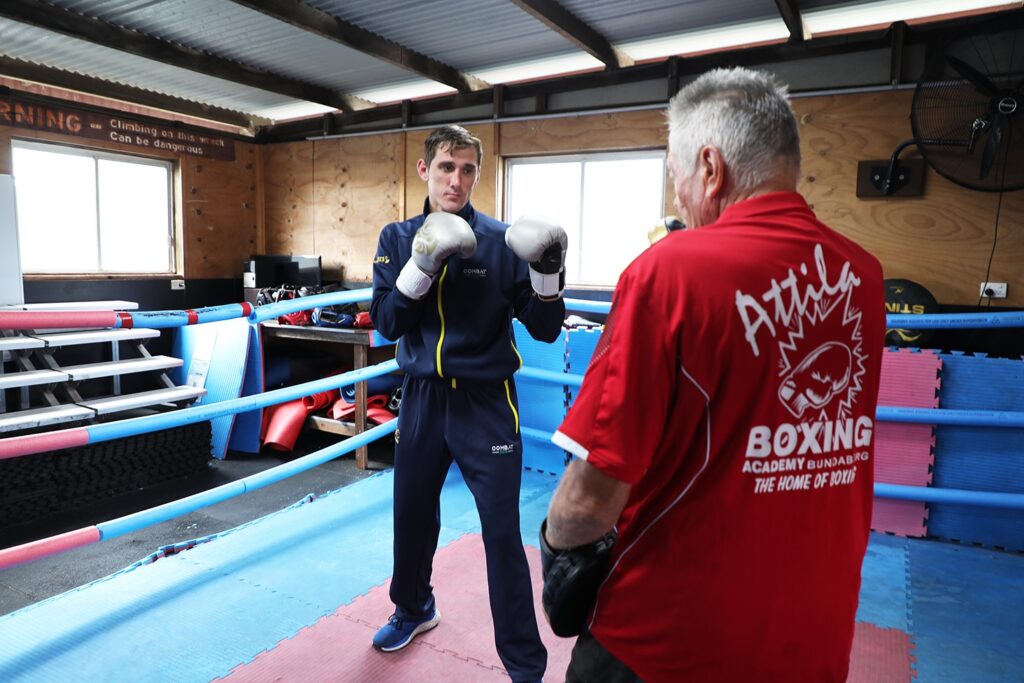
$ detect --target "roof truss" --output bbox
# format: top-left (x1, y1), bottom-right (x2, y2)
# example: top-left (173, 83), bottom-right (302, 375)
top-left (228, 0), bottom-right (490, 92)
top-left (0, 0), bottom-right (368, 112)
top-left (510, 0), bottom-right (633, 68)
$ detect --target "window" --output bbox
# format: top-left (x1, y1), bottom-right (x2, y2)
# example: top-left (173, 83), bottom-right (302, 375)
top-left (12, 140), bottom-right (174, 274)
top-left (505, 151), bottom-right (666, 287)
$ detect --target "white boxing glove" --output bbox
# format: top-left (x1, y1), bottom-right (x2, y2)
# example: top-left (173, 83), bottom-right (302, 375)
top-left (396, 212), bottom-right (477, 300)
top-left (505, 215), bottom-right (567, 299)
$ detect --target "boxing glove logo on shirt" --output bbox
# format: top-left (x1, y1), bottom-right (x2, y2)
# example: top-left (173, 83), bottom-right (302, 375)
top-left (734, 244), bottom-right (873, 495)
top-left (778, 342), bottom-right (853, 418)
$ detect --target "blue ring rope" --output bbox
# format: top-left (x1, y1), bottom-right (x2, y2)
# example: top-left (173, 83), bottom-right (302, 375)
top-left (565, 298), bottom-right (1023, 329)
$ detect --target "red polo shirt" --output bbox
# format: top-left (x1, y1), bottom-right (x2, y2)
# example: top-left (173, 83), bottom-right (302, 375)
top-left (553, 192), bottom-right (885, 682)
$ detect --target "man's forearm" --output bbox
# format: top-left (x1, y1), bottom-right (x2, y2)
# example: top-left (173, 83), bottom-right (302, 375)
top-left (545, 458), bottom-right (631, 549)
top-left (546, 496), bottom-right (615, 549)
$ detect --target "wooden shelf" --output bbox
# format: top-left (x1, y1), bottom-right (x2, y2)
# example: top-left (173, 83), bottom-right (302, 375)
top-left (260, 321), bottom-right (397, 469)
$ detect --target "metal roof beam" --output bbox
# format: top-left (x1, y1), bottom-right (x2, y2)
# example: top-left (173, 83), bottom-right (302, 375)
top-left (0, 54), bottom-right (257, 130)
top-left (773, 0), bottom-right (805, 43)
top-left (510, 0), bottom-right (633, 69)
top-left (890, 21), bottom-right (907, 86)
top-left (229, 0), bottom-right (489, 92)
top-left (0, 0), bottom-right (365, 112)
top-left (262, 5), bottom-right (1024, 142)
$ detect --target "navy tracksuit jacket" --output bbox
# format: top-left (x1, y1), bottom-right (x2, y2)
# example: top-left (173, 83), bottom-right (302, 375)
top-left (370, 200), bottom-right (564, 682)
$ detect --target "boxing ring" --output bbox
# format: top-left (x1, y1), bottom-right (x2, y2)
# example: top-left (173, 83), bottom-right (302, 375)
top-left (0, 291), bottom-right (1022, 682)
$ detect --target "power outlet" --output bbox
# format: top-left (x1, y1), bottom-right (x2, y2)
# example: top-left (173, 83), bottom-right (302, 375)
top-left (979, 282), bottom-right (1007, 299)
top-left (171, 279), bottom-right (186, 291)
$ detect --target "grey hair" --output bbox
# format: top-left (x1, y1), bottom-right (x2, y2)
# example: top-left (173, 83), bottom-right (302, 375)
top-left (666, 67), bottom-right (800, 192)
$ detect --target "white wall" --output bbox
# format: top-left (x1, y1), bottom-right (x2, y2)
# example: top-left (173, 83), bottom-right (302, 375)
top-left (0, 174), bottom-right (24, 306)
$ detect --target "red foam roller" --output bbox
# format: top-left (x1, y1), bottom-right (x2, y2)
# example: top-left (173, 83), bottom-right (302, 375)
top-left (263, 399), bottom-right (310, 452)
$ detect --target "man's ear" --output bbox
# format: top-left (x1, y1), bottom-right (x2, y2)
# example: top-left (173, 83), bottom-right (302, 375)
top-left (701, 146), bottom-right (727, 199)
top-left (416, 158), bottom-right (429, 182)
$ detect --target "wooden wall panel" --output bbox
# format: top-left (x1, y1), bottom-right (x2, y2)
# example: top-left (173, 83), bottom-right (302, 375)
top-left (263, 134), bottom-right (402, 282)
top-left (500, 110), bottom-right (665, 157)
top-left (263, 141), bottom-right (315, 257)
top-left (314, 134), bottom-right (402, 282)
top-left (1, 123), bottom-right (257, 279)
top-left (794, 91), bottom-right (1024, 306)
top-left (180, 143), bottom-right (259, 278)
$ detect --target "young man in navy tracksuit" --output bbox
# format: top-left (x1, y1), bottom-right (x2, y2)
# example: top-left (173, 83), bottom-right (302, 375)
top-left (369, 125), bottom-right (567, 683)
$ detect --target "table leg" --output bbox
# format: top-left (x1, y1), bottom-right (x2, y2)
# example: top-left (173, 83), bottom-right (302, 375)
top-left (354, 345), bottom-right (368, 469)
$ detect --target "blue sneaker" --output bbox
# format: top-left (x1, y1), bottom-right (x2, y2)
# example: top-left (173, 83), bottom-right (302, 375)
top-left (372, 608), bottom-right (441, 652)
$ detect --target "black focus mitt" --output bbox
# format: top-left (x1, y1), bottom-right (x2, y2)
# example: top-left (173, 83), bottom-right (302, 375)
top-left (539, 518), bottom-right (617, 637)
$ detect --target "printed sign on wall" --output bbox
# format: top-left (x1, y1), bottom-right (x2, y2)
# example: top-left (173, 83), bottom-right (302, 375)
top-left (0, 95), bottom-right (235, 161)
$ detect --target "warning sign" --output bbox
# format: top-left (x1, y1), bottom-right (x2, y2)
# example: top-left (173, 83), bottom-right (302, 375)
top-left (0, 96), bottom-right (235, 161)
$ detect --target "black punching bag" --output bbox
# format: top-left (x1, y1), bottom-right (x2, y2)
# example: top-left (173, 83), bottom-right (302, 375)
top-left (884, 279), bottom-right (939, 347)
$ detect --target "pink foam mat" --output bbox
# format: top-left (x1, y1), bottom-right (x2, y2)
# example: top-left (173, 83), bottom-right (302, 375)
top-left (847, 622), bottom-right (915, 683)
top-left (872, 349), bottom-right (942, 537)
top-left (219, 533), bottom-right (914, 683)
top-left (220, 533), bottom-right (574, 682)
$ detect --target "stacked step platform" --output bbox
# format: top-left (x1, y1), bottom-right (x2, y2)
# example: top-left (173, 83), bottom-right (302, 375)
top-left (0, 307), bottom-right (211, 531)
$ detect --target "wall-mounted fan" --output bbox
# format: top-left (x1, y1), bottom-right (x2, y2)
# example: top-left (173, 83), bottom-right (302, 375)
top-left (882, 32), bottom-right (1024, 194)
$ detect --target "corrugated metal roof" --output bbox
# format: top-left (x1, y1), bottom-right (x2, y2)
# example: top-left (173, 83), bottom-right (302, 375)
top-left (563, 0), bottom-right (783, 43)
top-left (43, 0), bottom-right (415, 92)
top-left (0, 0), bottom-right (1014, 127)
top-left (0, 18), bottom-right (325, 119)
top-left (798, 0), bottom-right (867, 9)
top-left (309, 0), bottom-right (587, 73)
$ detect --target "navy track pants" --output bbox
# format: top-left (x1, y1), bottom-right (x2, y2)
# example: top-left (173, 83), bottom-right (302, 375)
top-left (389, 375), bottom-right (547, 682)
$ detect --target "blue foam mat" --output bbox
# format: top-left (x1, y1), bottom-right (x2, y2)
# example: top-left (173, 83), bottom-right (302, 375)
top-left (514, 321), bottom-right (568, 474)
top-left (566, 327), bottom-right (601, 408)
top-left (173, 318), bottom-right (251, 459)
top-left (938, 354), bottom-right (1024, 411)
top-left (228, 323), bottom-right (264, 454)
top-left (0, 467), bottom-right (559, 682)
top-left (907, 538), bottom-right (1024, 682)
top-left (930, 354), bottom-right (1024, 550)
top-left (855, 533), bottom-right (910, 631)
top-left (4, 471), bottom-right (1023, 682)
top-left (513, 320), bottom-right (566, 434)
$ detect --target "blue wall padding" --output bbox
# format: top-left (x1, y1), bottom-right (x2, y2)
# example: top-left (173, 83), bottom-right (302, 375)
top-left (513, 321), bottom-right (568, 474)
top-left (173, 318), bottom-right (251, 458)
top-left (938, 353), bottom-right (1024, 411)
top-left (908, 536), bottom-right (1024, 683)
top-left (229, 323), bottom-right (265, 454)
top-left (566, 327), bottom-right (601, 408)
top-left (513, 321), bottom-right (566, 433)
top-left (855, 534), bottom-right (909, 631)
top-left (930, 354), bottom-right (1024, 550)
